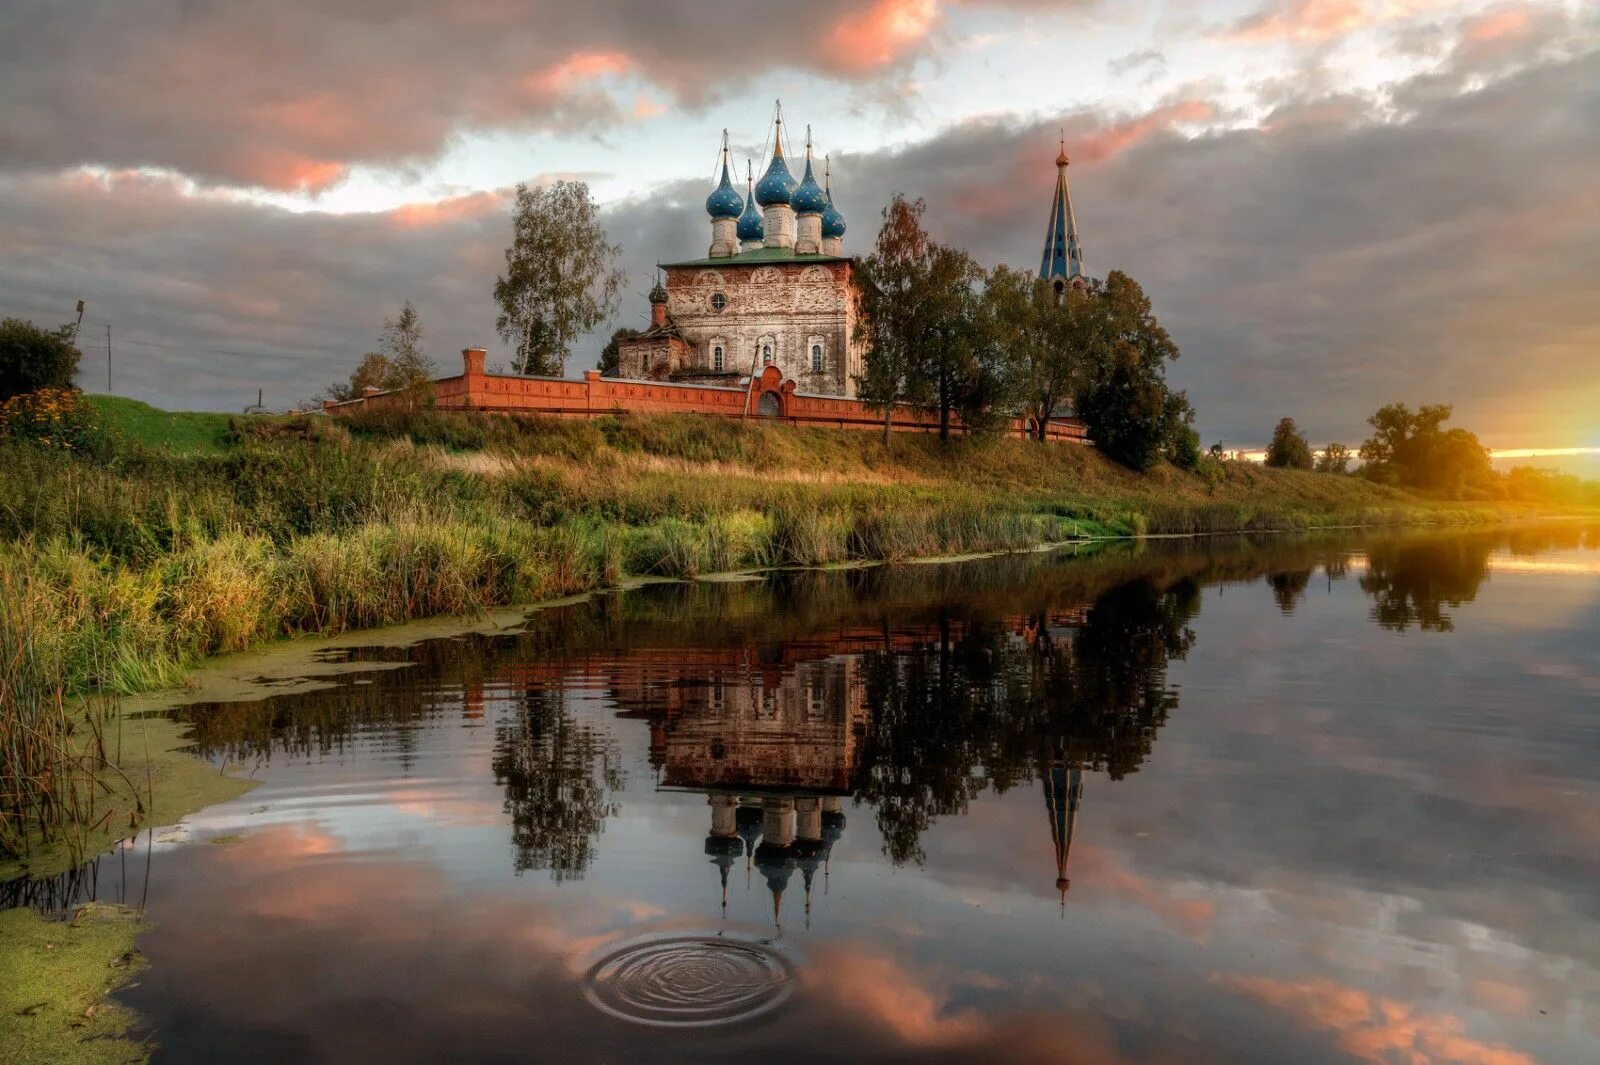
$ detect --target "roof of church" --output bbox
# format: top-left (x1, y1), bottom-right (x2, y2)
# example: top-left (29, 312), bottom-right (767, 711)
top-left (1040, 137), bottom-right (1086, 283)
top-left (660, 248), bottom-right (851, 269)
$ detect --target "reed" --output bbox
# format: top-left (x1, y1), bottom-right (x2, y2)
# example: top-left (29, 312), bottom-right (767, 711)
top-left (1, 403), bottom-right (1509, 859)
top-left (0, 564), bottom-right (149, 862)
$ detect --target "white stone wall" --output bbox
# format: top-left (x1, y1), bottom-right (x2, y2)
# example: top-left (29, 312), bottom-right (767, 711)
top-left (763, 204), bottom-right (796, 249)
top-left (795, 213), bottom-right (822, 255)
top-left (666, 262), bottom-right (861, 397)
top-left (708, 217), bottom-right (739, 258)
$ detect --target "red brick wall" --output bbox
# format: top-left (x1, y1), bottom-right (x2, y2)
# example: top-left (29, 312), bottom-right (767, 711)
top-left (324, 348), bottom-right (1089, 443)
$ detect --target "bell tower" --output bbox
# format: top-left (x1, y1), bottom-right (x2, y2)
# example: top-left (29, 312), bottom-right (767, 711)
top-left (1040, 133), bottom-right (1088, 299)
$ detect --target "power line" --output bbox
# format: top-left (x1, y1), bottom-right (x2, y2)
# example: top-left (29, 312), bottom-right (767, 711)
top-left (104, 334), bottom-right (325, 361)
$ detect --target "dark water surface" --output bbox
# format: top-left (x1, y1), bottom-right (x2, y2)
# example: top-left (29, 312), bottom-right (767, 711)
top-left (8, 525), bottom-right (1600, 1063)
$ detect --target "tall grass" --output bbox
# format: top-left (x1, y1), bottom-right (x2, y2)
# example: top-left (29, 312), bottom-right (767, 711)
top-left (0, 565), bottom-right (149, 861)
top-left (0, 407), bottom-right (1501, 859)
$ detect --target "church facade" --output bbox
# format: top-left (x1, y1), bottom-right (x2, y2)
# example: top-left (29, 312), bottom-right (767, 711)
top-left (617, 115), bottom-right (862, 396)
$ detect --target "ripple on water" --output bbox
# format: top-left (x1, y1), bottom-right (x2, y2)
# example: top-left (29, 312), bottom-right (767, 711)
top-left (583, 933), bottom-right (796, 1027)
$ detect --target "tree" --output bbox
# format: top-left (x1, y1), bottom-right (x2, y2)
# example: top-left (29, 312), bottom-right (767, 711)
top-left (987, 267), bottom-right (1094, 441)
top-left (495, 180), bottom-right (624, 376)
top-left (325, 352), bottom-right (394, 402)
top-left (854, 195), bottom-right (936, 446)
top-left (919, 243), bottom-right (1009, 442)
top-left (1070, 271), bottom-right (1185, 471)
top-left (0, 317), bottom-right (81, 402)
top-left (1359, 403), bottom-right (1492, 496)
top-left (379, 300), bottom-right (435, 391)
top-left (324, 302), bottom-right (436, 404)
top-left (1315, 441), bottom-right (1351, 474)
top-left (1265, 417), bottom-right (1313, 469)
top-left (598, 327), bottom-right (640, 377)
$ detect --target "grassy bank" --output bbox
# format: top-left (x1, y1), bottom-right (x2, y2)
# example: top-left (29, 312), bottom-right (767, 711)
top-left (0, 400), bottom-right (1510, 862)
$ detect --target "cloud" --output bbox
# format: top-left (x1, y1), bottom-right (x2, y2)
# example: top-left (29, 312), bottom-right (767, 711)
top-left (1220, 974), bottom-right (1539, 1065)
top-left (1107, 48), bottom-right (1168, 79)
top-left (802, 944), bottom-right (1171, 1064)
top-left (817, 27), bottom-right (1599, 447)
top-left (0, 168), bottom-right (513, 408)
top-left (2, 11), bottom-right (1595, 448)
top-left (1223, 0), bottom-right (1457, 44)
top-left (0, 0), bottom-right (956, 191)
top-left (826, 0), bottom-right (944, 76)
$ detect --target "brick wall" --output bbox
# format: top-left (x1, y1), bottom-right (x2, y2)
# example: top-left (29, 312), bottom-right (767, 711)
top-left (324, 348), bottom-right (1089, 443)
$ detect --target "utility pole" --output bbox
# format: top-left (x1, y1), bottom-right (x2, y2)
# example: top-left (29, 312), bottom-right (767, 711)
top-left (742, 340), bottom-right (762, 419)
top-left (105, 325), bottom-right (112, 393)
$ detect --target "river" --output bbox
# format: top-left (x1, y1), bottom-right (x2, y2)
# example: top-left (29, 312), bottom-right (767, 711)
top-left (6, 524), bottom-right (1598, 1063)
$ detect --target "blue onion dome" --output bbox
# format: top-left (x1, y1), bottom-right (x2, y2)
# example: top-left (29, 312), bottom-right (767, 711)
top-left (705, 160), bottom-right (743, 219)
top-left (737, 182), bottom-right (765, 242)
top-left (791, 155), bottom-right (828, 215)
top-left (821, 192), bottom-right (846, 239)
top-left (754, 144), bottom-right (796, 207)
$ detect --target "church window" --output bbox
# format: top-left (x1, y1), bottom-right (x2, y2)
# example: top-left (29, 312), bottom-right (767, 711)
top-left (712, 345), bottom-right (724, 371)
top-left (710, 291), bottom-right (727, 312)
top-left (763, 345), bottom-right (773, 364)
top-left (811, 344), bottom-right (824, 373)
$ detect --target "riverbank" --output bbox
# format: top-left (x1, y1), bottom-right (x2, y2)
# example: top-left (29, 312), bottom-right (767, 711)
top-left (0, 400), bottom-right (1538, 867)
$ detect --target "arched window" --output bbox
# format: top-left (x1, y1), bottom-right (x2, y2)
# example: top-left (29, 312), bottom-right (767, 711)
top-left (763, 344), bottom-right (773, 365)
top-left (712, 345), bottom-right (724, 371)
top-left (810, 344), bottom-right (824, 373)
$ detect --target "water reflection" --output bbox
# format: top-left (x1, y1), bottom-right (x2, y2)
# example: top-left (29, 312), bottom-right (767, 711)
top-left (1361, 537), bottom-right (1491, 632)
top-left (4, 524), bottom-right (1595, 1064)
top-left (494, 689), bottom-right (622, 879)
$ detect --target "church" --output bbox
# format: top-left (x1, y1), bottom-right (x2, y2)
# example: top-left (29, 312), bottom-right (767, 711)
top-left (616, 109), bottom-right (859, 393)
top-left (327, 117), bottom-right (1090, 443)
top-left (616, 111), bottom-right (1090, 400)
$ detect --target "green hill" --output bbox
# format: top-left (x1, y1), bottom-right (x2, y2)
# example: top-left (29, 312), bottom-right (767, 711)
top-left (82, 394), bottom-right (246, 456)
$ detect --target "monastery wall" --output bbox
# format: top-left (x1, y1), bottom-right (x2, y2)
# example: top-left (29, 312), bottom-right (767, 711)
top-left (324, 348), bottom-right (1089, 443)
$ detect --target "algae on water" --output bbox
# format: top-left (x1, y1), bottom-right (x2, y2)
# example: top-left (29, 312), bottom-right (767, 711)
top-left (0, 902), bottom-right (151, 1065)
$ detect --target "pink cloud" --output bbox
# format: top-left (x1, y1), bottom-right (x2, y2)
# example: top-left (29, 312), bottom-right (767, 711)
top-left (1220, 974), bottom-right (1539, 1065)
top-left (387, 189), bottom-right (512, 229)
top-left (803, 944), bottom-right (1175, 1064)
top-left (1073, 99), bottom-right (1214, 164)
top-left (530, 50), bottom-right (632, 94)
top-left (1225, 0), bottom-right (1453, 43)
top-left (826, 0), bottom-right (942, 75)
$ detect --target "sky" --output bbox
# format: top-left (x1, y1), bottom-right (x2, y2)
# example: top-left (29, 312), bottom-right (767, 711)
top-left (1, 0), bottom-right (1596, 457)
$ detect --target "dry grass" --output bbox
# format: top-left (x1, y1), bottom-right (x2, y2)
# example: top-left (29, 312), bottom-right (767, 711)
top-left (2, 405), bottom-right (1505, 859)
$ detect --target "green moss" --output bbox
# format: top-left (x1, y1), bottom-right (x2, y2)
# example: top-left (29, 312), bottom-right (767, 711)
top-left (0, 903), bottom-right (150, 1064)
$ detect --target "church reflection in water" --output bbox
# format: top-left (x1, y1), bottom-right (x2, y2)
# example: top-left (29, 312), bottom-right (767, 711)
top-left (486, 568), bottom-right (1196, 926)
top-left (644, 655), bottom-right (865, 928)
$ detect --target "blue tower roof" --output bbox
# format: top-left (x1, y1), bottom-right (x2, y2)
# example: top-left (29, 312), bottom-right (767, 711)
top-left (821, 156), bottom-right (846, 239)
top-left (705, 132), bottom-right (743, 219)
top-left (791, 135), bottom-right (828, 215)
top-left (1039, 140), bottom-right (1086, 285)
top-left (706, 163), bottom-right (742, 219)
top-left (754, 108), bottom-right (797, 208)
top-left (737, 162), bottom-right (765, 241)
top-left (755, 147), bottom-right (795, 207)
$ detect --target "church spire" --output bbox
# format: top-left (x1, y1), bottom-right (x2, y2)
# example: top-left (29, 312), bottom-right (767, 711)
top-left (1040, 132), bottom-right (1086, 295)
top-left (1044, 760), bottom-right (1084, 913)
